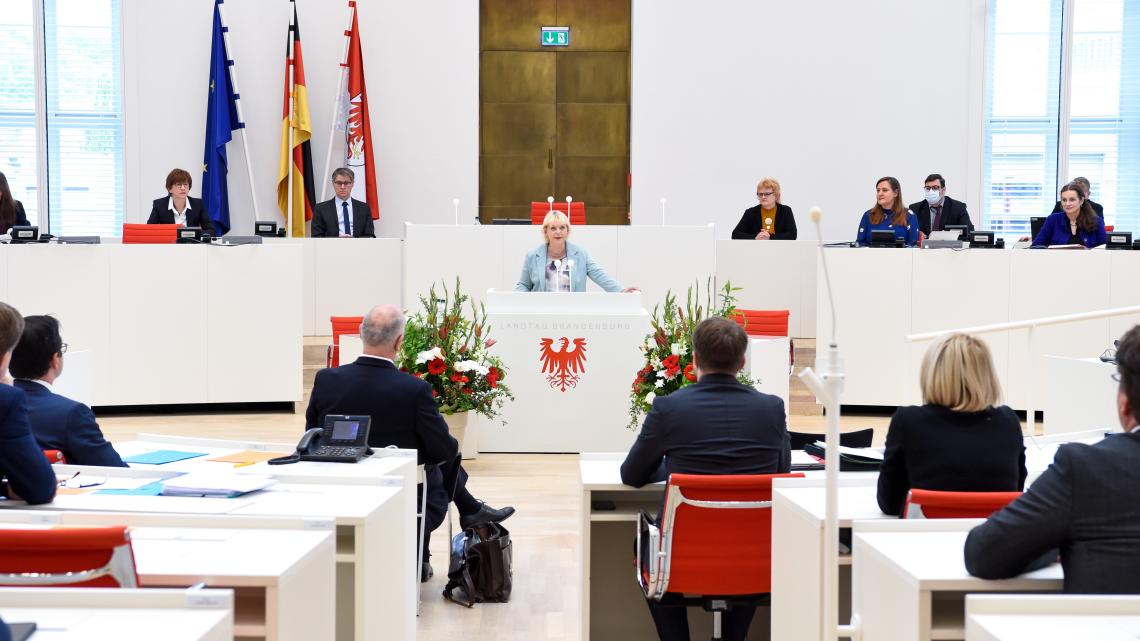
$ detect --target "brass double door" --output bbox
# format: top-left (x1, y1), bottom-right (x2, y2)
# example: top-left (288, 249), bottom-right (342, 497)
top-left (480, 0), bottom-right (630, 225)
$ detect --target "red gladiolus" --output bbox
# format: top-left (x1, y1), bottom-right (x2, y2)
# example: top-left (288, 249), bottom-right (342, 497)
top-left (427, 359), bottom-right (446, 375)
top-left (654, 331), bottom-right (668, 347)
top-left (439, 326), bottom-right (448, 340)
top-left (683, 362), bottom-right (696, 382)
top-left (487, 367), bottom-right (500, 389)
top-left (458, 345), bottom-right (468, 354)
top-left (462, 388), bottom-right (473, 395)
top-left (485, 338), bottom-right (497, 349)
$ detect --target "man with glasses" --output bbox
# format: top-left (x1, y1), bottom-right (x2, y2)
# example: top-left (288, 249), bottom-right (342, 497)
top-left (965, 323), bottom-right (1140, 593)
top-left (909, 173), bottom-right (973, 238)
top-left (9, 315), bottom-right (125, 467)
top-left (311, 167), bottom-right (376, 238)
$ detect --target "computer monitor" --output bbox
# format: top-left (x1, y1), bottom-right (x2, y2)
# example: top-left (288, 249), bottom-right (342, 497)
top-left (869, 229), bottom-right (901, 248)
top-left (1030, 217), bottom-right (1046, 242)
top-left (176, 227), bottom-right (203, 243)
top-left (254, 221), bottom-right (279, 237)
top-left (9, 226), bottom-right (38, 243)
top-left (1106, 231), bottom-right (1133, 250)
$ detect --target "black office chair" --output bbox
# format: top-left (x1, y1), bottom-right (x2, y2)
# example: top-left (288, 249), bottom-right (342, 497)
top-left (788, 427), bottom-right (874, 451)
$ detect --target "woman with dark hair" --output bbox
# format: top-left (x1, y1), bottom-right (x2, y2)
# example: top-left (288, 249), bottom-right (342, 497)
top-left (855, 176), bottom-right (919, 246)
top-left (147, 168), bottom-right (215, 235)
top-left (0, 172), bottom-right (30, 236)
top-left (1032, 181), bottom-right (1106, 248)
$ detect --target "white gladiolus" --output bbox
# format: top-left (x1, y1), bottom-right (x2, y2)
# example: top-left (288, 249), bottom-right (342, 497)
top-left (453, 360), bottom-right (489, 376)
top-left (654, 379), bottom-right (665, 388)
top-left (670, 342), bottom-right (684, 355)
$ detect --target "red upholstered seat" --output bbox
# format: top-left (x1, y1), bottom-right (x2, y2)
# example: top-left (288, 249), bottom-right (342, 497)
top-left (731, 310), bottom-right (790, 337)
top-left (327, 315), bottom-right (364, 367)
top-left (0, 526), bottom-right (140, 588)
top-left (42, 449), bottom-right (66, 464)
top-left (122, 223), bottom-right (180, 244)
top-left (901, 489), bottom-right (1022, 519)
top-left (529, 201), bottom-right (586, 225)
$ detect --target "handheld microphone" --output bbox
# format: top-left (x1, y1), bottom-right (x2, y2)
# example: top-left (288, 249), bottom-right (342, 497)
top-left (764, 217), bottom-right (773, 235)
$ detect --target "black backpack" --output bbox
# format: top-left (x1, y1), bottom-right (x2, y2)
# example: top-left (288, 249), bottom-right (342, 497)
top-left (443, 522), bottom-right (513, 607)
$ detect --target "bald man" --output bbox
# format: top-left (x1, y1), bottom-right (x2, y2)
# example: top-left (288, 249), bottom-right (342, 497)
top-left (305, 305), bottom-right (514, 581)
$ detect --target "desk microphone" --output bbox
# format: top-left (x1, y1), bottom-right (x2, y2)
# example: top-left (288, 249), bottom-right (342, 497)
top-left (811, 206), bottom-right (837, 344)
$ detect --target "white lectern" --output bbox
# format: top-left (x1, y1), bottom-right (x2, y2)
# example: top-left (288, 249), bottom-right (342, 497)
top-left (479, 291), bottom-right (651, 453)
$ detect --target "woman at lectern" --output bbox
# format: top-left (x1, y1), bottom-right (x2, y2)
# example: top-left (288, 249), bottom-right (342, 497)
top-left (0, 172), bottom-right (30, 236)
top-left (854, 176), bottom-right (919, 246)
top-left (146, 168), bottom-right (215, 235)
top-left (1031, 181), bottom-right (1106, 248)
top-left (731, 177), bottom-right (798, 240)
top-left (876, 333), bottom-right (1026, 516)
top-left (515, 210), bottom-right (635, 292)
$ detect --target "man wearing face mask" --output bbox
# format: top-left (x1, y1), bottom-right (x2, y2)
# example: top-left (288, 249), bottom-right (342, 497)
top-left (909, 173), bottom-right (973, 238)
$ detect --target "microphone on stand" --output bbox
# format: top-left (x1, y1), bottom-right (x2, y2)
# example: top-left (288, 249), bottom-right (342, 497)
top-left (452, 198), bottom-right (459, 226)
top-left (547, 195), bottom-right (555, 213)
top-left (660, 197), bottom-right (667, 226)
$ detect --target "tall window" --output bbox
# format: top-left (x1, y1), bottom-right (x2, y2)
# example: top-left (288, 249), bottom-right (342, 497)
top-left (0, 0), bottom-right (122, 235)
top-left (985, 0), bottom-right (1140, 236)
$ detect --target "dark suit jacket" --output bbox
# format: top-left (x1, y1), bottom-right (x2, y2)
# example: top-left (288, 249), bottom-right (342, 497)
top-left (147, 196), bottom-right (215, 235)
top-left (908, 195), bottom-right (973, 237)
top-left (304, 356), bottom-right (456, 465)
top-left (311, 198), bottom-right (375, 238)
top-left (965, 432), bottom-right (1140, 593)
top-left (877, 405), bottom-right (1026, 515)
top-left (1052, 199), bottom-right (1104, 218)
top-left (14, 380), bottom-right (125, 468)
top-left (731, 203), bottom-right (798, 240)
top-left (0, 384), bottom-right (56, 505)
top-left (620, 374), bottom-right (791, 488)
top-left (0, 201), bottom-right (30, 235)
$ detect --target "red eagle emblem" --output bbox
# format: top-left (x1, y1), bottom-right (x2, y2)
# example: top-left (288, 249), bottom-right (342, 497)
top-left (539, 337), bottom-right (587, 392)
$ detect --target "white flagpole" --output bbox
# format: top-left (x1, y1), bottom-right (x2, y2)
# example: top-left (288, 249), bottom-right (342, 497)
top-left (217, 0), bottom-right (261, 225)
top-left (320, 2), bottom-right (354, 202)
top-left (286, 3), bottom-right (295, 238)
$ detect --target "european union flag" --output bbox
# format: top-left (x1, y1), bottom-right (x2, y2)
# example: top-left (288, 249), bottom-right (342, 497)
top-left (201, 0), bottom-right (242, 236)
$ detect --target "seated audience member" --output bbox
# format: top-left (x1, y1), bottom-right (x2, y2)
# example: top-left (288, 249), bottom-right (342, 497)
top-left (1051, 176), bottom-right (1104, 218)
top-left (305, 305), bottom-right (514, 581)
top-left (877, 333), bottom-right (1026, 515)
top-left (0, 172), bottom-right (30, 236)
top-left (1032, 181), bottom-right (1106, 248)
top-left (731, 177), bottom-right (798, 240)
top-left (964, 324), bottom-right (1140, 593)
top-left (311, 168), bottom-right (376, 238)
top-left (621, 316), bottom-right (791, 641)
top-left (9, 316), bottom-right (125, 467)
top-left (908, 173), bottom-right (973, 237)
top-left (0, 302), bottom-right (56, 505)
top-left (855, 176), bottom-right (920, 246)
top-left (515, 210), bottom-right (637, 292)
top-left (147, 168), bottom-right (215, 235)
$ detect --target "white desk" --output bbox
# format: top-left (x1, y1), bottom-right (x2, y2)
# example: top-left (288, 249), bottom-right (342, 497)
top-left (0, 587), bottom-right (234, 641)
top-left (4, 468), bottom-right (410, 641)
top-left (715, 239), bottom-right (827, 338)
top-left (0, 243), bottom-right (303, 406)
top-left (1043, 356), bottom-right (1119, 434)
top-left (966, 594), bottom-right (1140, 641)
top-left (853, 520), bottom-right (1063, 641)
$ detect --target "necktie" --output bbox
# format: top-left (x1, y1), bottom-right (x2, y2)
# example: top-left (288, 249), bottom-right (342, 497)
top-left (341, 201), bottom-right (352, 236)
top-left (932, 206), bottom-right (942, 232)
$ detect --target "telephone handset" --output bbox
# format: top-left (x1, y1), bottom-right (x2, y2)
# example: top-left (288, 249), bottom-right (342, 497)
top-left (268, 414), bottom-right (373, 465)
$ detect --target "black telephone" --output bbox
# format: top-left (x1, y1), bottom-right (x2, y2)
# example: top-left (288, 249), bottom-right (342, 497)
top-left (269, 414), bottom-right (373, 465)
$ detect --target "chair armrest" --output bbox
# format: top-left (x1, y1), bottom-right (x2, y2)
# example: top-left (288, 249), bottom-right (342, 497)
top-left (636, 510), bottom-right (662, 599)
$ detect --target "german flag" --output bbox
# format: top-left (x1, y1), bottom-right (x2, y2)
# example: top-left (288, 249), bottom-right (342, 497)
top-left (277, 0), bottom-right (316, 237)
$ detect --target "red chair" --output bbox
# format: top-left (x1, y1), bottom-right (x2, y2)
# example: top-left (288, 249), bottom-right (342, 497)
top-left (42, 449), bottom-right (66, 464)
top-left (637, 472), bottom-right (804, 638)
top-left (1105, 225), bottom-right (1115, 232)
top-left (901, 489), bottom-right (1022, 519)
top-left (529, 201), bottom-right (586, 225)
top-left (0, 526), bottom-right (140, 588)
top-left (122, 223), bottom-right (180, 244)
top-left (327, 315), bottom-right (364, 367)
top-left (731, 309), bottom-right (790, 337)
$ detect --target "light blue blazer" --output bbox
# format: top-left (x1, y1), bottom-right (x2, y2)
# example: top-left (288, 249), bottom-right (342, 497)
top-left (515, 242), bottom-right (623, 292)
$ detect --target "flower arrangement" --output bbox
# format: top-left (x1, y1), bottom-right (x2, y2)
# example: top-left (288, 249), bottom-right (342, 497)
top-left (628, 279), bottom-right (755, 428)
top-left (397, 278), bottom-right (514, 420)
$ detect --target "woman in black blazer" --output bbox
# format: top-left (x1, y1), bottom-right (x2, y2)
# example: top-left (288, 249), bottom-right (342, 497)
top-left (877, 333), bottom-right (1027, 516)
top-left (147, 168), bottom-right (215, 235)
top-left (0, 171), bottom-right (30, 236)
top-left (731, 177), bottom-right (798, 239)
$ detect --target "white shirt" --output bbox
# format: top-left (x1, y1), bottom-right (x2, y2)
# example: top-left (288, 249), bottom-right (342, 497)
top-left (358, 354), bottom-right (395, 366)
top-left (168, 197), bottom-right (190, 226)
top-left (19, 378), bottom-right (53, 392)
top-left (334, 196), bottom-right (353, 236)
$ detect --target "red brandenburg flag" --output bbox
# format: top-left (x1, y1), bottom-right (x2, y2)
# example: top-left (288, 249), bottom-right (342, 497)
top-left (277, 0), bottom-right (316, 237)
top-left (343, 0), bottom-right (378, 218)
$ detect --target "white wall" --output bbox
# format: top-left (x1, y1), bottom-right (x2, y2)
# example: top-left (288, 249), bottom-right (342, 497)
top-left (122, 0), bottom-right (983, 241)
top-left (122, 0), bottom-right (478, 237)
top-left (630, 0), bottom-right (987, 240)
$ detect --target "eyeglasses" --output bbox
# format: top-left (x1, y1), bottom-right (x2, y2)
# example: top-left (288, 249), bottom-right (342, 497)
top-left (333, 181), bottom-right (353, 187)
top-left (59, 342), bottom-right (68, 354)
top-left (756, 191), bottom-right (775, 198)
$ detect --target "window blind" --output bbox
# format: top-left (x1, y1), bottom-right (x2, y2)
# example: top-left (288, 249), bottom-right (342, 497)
top-left (0, 0), bottom-right (40, 220)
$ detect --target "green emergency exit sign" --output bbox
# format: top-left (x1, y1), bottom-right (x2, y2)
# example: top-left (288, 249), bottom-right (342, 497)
top-left (541, 26), bottom-right (570, 47)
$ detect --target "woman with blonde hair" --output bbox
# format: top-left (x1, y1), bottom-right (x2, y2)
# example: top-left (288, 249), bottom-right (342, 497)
top-left (515, 210), bottom-right (636, 292)
top-left (877, 333), bottom-right (1026, 515)
top-left (731, 177), bottom-right (798, 240)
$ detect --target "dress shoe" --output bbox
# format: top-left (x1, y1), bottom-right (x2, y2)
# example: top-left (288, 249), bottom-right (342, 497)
top-left (421, 561), bottom-right (433, 583)
top-left (459, 501), bottom-right (516, 529)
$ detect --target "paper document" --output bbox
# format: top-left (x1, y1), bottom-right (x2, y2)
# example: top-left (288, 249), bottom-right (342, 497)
top-left (1046, 244), bottom-right (1088, 250)
top-left (123, 450), bottom-right (209, 465)
top-left (837, 445), bottom-right (884, 460)
top-left (791, 450), bottom-right (821, 466)
top-left (160, 473), bottom-right (277, 498)
top-left (928, 230), bottom-right (961, 241)
top-left (208, 450), bottom-right (281, 465)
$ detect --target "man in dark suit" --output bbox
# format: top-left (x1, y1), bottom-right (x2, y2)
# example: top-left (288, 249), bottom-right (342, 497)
top-left (621, 316), bottom-right (790, 641)
top-left (305, 304), bottom-right (513, 581)
top-left (311, 168), bottom-right (376, 238)
top-left (0, 302), bottom-right (56, 505)
top-left (964, 323), bottom-right (1140, 593)
top-left (1051, 176), bottom-right (1105, 218)
top-left (9, 315), bottom-right (125, 468)
top-left (146, 168), bottom-right (215, 235)
top-left (909, 173), bottom-right (973, 237)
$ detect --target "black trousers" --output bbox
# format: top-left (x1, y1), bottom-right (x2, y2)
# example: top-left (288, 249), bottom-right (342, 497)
top-left (417, 463), bottom-right (478, 562)
top-left (646, 600), bottom-right (757, 641)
